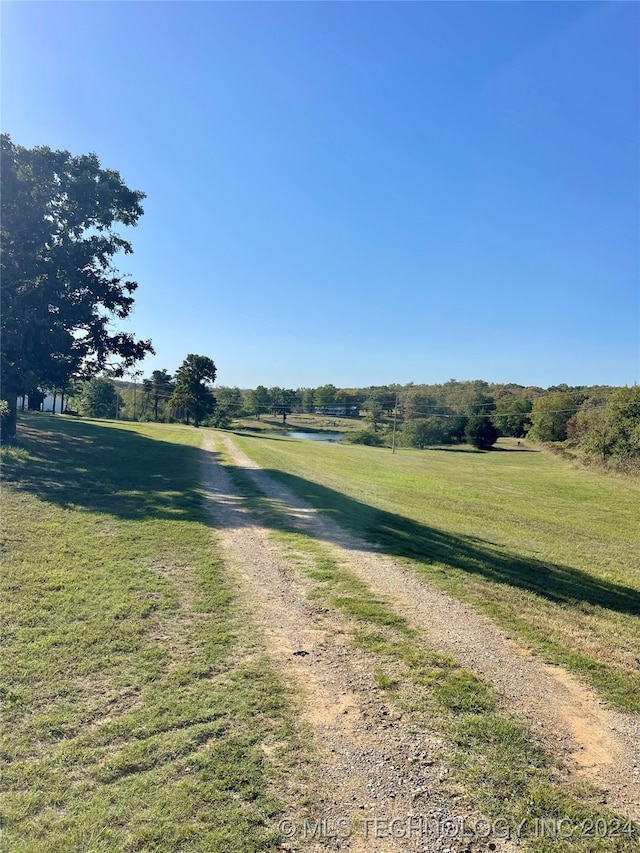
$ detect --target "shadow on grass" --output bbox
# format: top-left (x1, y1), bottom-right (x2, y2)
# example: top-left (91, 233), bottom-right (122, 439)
top-left (429, 447), bottom-right (485, 455)
top-left (254, 468), bottom-right (640, 618)
top-left (487, 446), bottom-right (539, 453)
top-left (7, 415), bottom-right (639, 618)
top-left (229, 430), bottom-right (292, 442)
top-left (4, 415), bottom-right (210, 522)
top-left (430, 446), bottom-right (538, 454)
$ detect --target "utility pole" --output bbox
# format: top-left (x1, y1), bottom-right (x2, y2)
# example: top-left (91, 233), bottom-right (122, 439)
top-left (132, 370), bottom-right (143, 420)
top-left (391, 392), bottom-right (398, 453)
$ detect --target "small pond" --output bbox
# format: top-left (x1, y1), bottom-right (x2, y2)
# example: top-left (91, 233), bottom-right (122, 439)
top-left (287, 431), bottom-right (344, 443)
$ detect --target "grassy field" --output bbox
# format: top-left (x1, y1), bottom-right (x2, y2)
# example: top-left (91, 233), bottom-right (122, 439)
top-left (228, 432), bottom-right (640, 711)
top-left (3, 415), bottom-right (638, 852)
top-left (1, 414), bottom-right (300, 852)
top-left (233, 412), bottom-right (365, 435)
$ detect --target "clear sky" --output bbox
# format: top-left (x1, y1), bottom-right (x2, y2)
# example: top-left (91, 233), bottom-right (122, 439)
top-left (2, 1), bottom-right (639, 389)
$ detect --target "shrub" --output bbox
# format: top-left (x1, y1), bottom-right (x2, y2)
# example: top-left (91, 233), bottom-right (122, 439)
top-left (344, 429), bottom-right (386, 446)
top-left (465, 416), bottom-right (499, 449)
top-left (399, 418), bottom-right (445, 448)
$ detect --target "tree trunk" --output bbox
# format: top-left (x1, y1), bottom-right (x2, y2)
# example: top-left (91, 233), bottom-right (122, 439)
top-left (52, 390), bottom-right (57, 414)
top-left (60, 393), bottom-right (65, 414)
top-left (1, 390), bottom-right (19, 444)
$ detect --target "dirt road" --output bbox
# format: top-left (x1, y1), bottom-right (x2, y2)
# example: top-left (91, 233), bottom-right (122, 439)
top-left (200, 432), bottom-right (640, 849)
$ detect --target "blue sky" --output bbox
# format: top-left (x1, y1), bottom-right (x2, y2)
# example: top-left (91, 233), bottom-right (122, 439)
top-left (2, 1), bottom-right (638, 389)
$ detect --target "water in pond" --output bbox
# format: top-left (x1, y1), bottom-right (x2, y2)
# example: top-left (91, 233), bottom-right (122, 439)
top-left (287, 431), bottom-right (344, 442)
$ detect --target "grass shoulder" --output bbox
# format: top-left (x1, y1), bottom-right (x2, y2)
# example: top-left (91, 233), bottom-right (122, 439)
top-left (214, 443), bottom-right (639, 851)
top-left (227, 432), bottom-right (640, 712)
top-left (1, 413), bottom-right (301, 852)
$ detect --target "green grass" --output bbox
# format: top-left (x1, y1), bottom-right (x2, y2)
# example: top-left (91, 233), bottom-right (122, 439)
top-left (232, 412), bottom-right (366, 435)
top-left (4, 416), bottom-right (638, 852)
top-left (213, 444), bottom-right (639, 851)
top-left (1, 414), bottom-right (300, 852)
top-left (228, 433), bottom-right (640, 711)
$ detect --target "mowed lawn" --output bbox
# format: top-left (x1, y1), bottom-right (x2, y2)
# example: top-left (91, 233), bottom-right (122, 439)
top-left (1, 414), bottom-right (297, 853)
top-left (229, 433), bottom-right (640, 711)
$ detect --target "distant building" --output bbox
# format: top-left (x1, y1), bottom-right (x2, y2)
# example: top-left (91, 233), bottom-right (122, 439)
top-left (314, 406), bottom-right (359, 417)
top-left (42, 395), bottom-right (65, 413)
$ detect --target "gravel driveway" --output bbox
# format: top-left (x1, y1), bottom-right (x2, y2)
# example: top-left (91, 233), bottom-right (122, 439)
top-left (200, 431), bottom-right (640, 849)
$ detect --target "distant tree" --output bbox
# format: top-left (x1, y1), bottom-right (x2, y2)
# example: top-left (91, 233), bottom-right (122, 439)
top-left (335, 388), bottom-right (360, 415)
top-left (363, 393), bottom-right (385, 431)
top-left (146, 369), bottom-right (174, 421)
top-left (569, 407), bottom-right (616, 464)
top-left (401, 390), bottom-right (437, 421)
top-left (269, 387), bottom-right (298, 423)
top-left (465, 390), bottom-right (496, 419)
top-left (284, 388), bottom-right (301, 410)
top-left (491, 398), bottom-right (533, 437)
top-left (116, 384), bottom-right (136, 420)
top-left (367, 386), bottom-right (396, 415)
top-left (215, 386), bottom-right (244, 418)
top-left (606, 386), bottom-right (640, 460)
top-left (344, 429), bottom-right (386, 446)
top-left (314, 384), bottom-right (338, 409)
top-left (570, 386), bottom-right (640, 464)
top-left (445, 412), bottom-right (469, 443)
top-left (207, 409), bottom-right (230, 429)
top-left (300, 387), bottom-right (316, 413)
top-left (400, 418), bottom-right (446, 449)
top-left (245, 385), bottom-right (271, 419)
top-left (79, 377), bottom-right (118, 419)
top-left (439, 379), bottom-right (491, 415)
top-left (465, 416), bottom-right (499, 449)
top-left (268, 386), bottom-right (284, 409)
top-left (170, 354), bottom-right (216, 426)
top-left (528, 392), bottom-right (577, 442)
top-left (0, 135), bottom-right (153, 442)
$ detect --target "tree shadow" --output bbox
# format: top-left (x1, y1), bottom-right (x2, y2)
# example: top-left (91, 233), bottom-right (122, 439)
top-left (487, 446), bottom-right (538, 453)
top-left (7, 415), bottom-right (639, 618)
top-left (229, 430), bottom-right (291, 441)
top-left (5, 415), bottom-right (208, 522)
top-left (255, 468), bottom-right (640, 618)
top-left (430, 447), bottom-right (485, 454)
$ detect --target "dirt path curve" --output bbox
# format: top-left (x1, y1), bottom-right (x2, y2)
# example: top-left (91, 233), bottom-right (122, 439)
top-left (214, 432), bottom-right (640, 823)
top-left (201, 433), bottom-right (513, 853)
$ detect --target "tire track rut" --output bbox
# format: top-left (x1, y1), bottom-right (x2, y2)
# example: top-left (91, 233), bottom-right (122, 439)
top-left (201, 433), bottom-right (503, 853)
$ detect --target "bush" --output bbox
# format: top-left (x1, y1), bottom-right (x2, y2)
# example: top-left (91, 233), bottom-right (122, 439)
top-left (78, 377), bottom-right (118, 419)
top-left (465, 416), bottom-right (499, 449)
top-left (206, 408), bottom-right (234, 429)
top-left (399, 416), bottom-right (468, 449)
top-left (344, 429), bottom-right (386, 446)
top-left (399, 418), bottom-right (445, 448)
top-left (569, 386), bottom-right (640, 467)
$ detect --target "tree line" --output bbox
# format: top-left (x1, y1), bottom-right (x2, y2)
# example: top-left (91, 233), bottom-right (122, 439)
top-left (2, 136), bottom-right (637, 467)
top-left (55, 355), bottom-right (218, 428)
top-left (350, 380), bottom-right (639, 466)
top-left (60, 375), bottom-right (640, 468)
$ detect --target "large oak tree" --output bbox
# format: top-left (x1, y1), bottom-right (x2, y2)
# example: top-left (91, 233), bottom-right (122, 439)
top-left (0, 135), bottom-right (153, 441)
